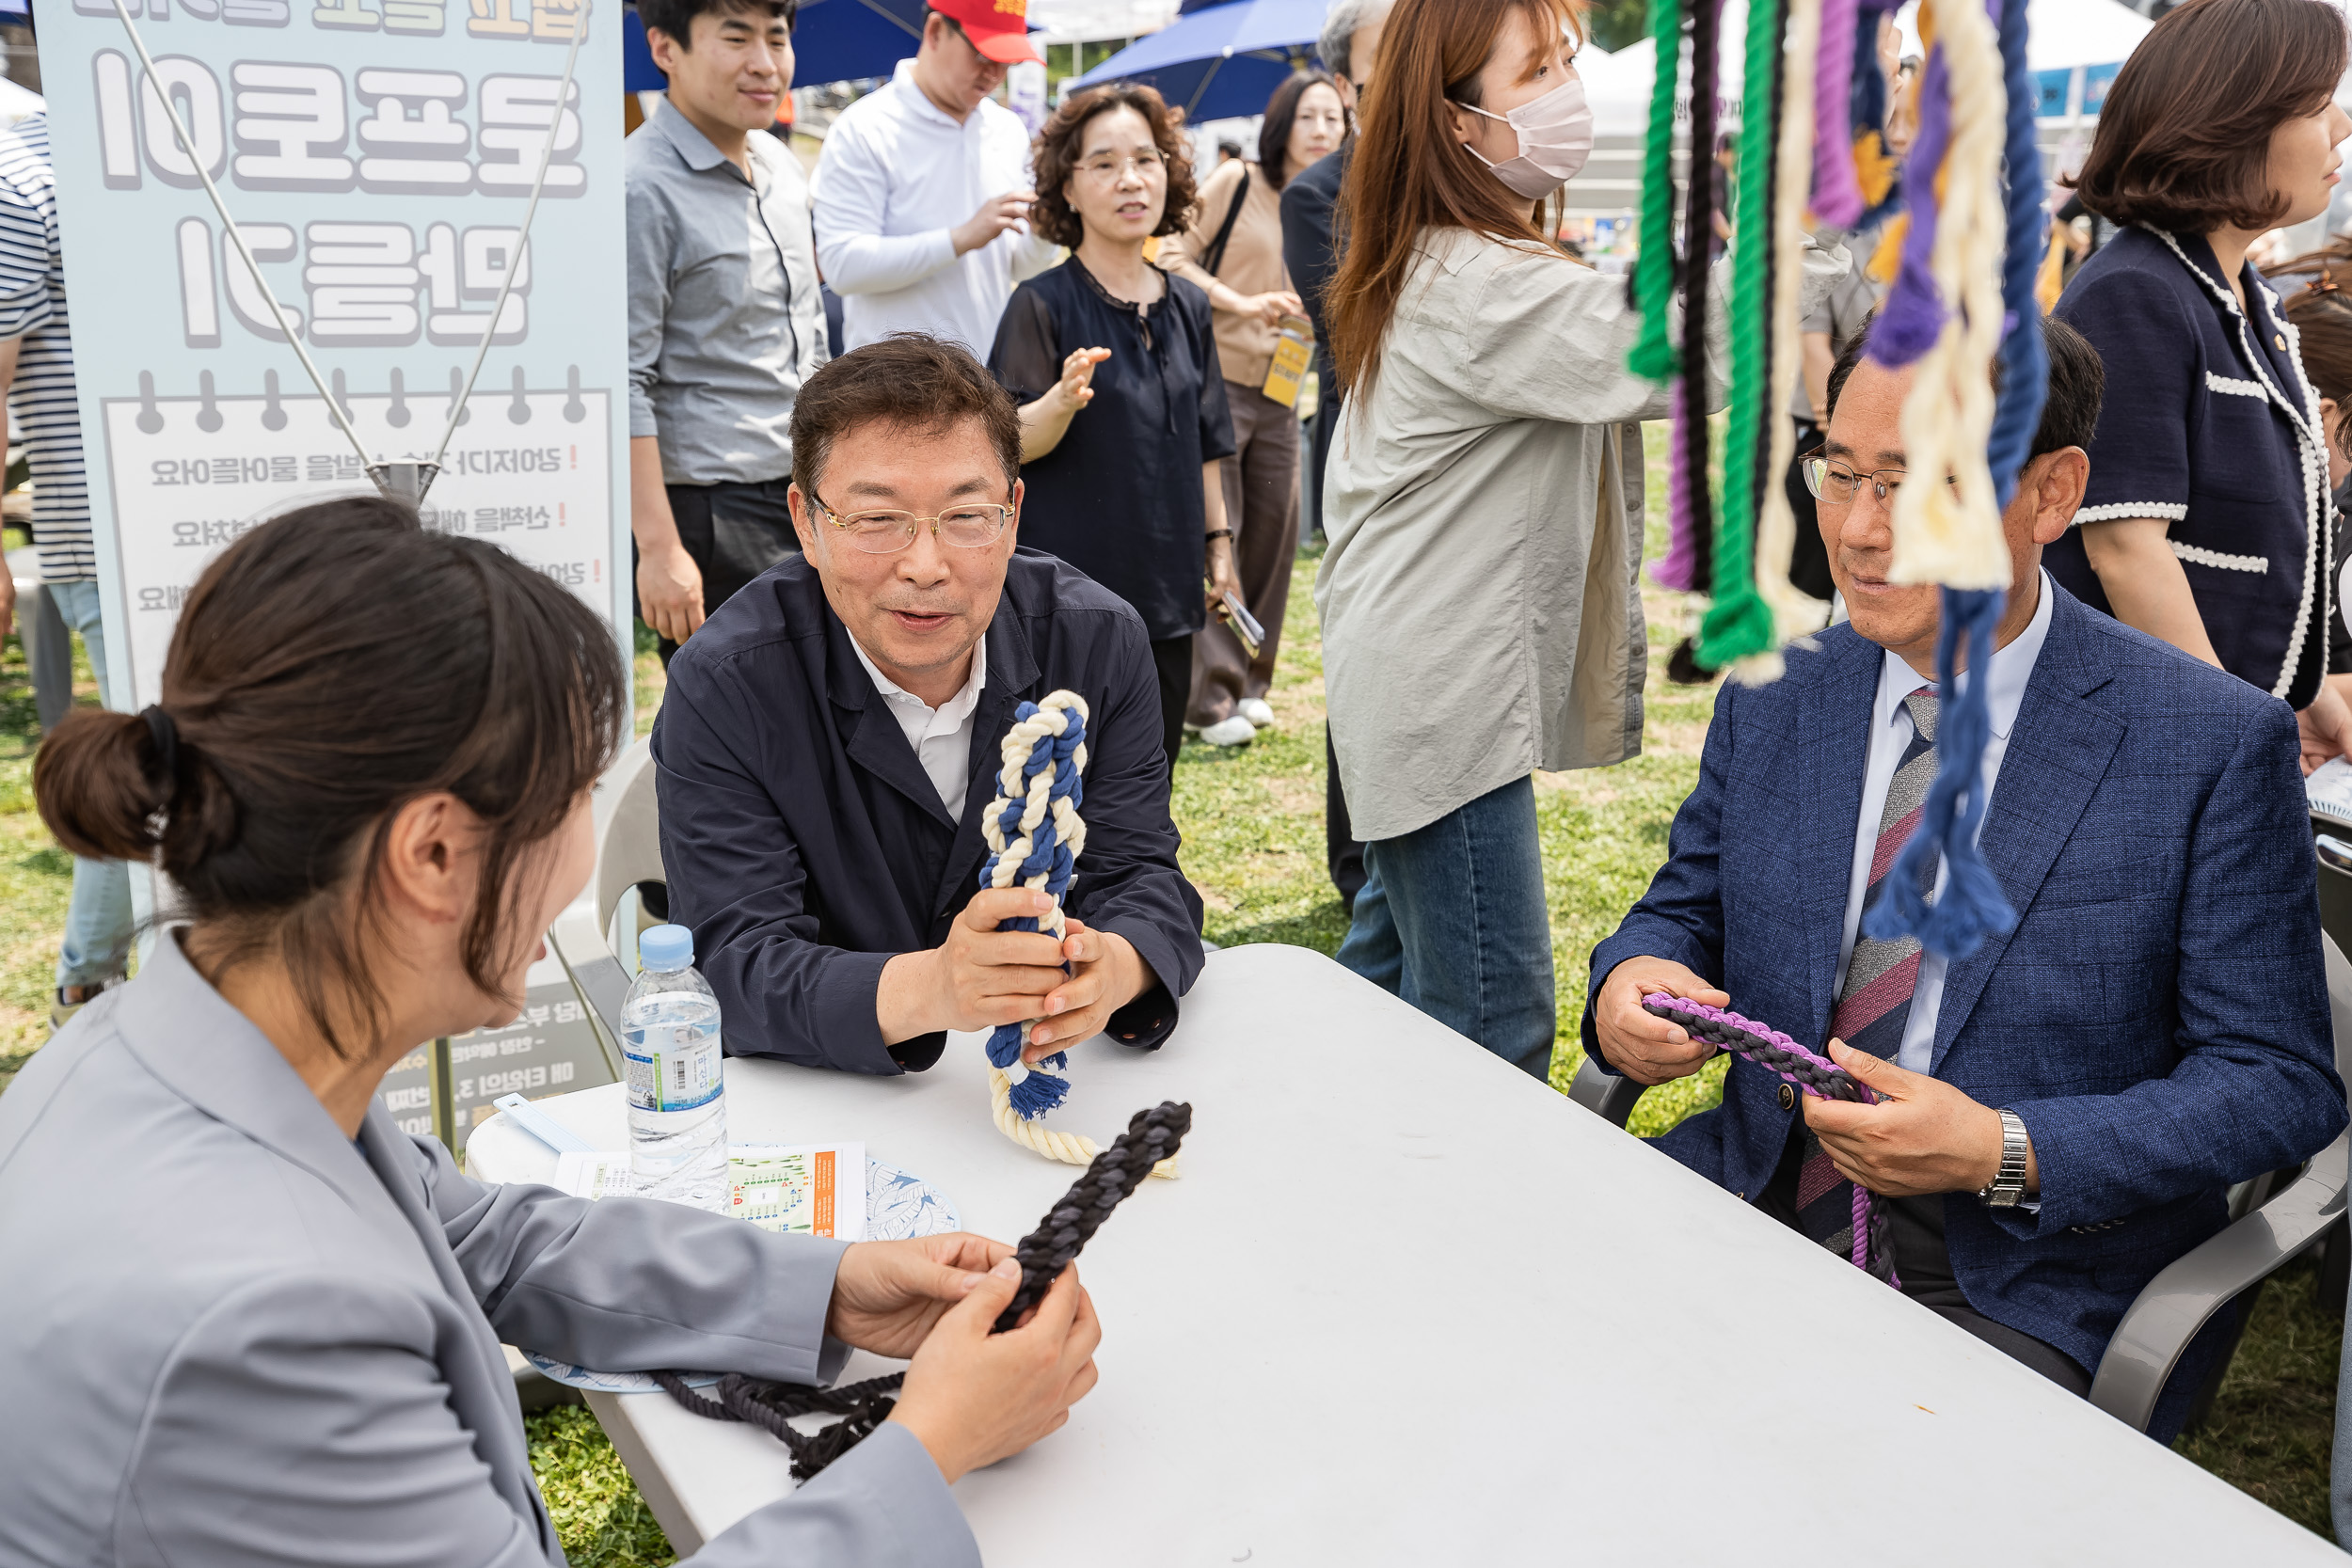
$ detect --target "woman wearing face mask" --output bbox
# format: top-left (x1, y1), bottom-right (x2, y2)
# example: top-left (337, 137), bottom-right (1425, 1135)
top-left (1317, 0), bottom-right (1837, 1079)
top-left (0, 501), bottom-right (1104, 1567)
top-left (988, 83), bottom-right (1241, 779)
top-left (1162, 69), bottom-right (1347, 750)
top-left (2046, 0), bottom-right (2352, 772)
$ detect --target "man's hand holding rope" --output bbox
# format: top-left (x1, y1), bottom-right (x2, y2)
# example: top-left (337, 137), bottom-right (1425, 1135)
top-left (1593, 955), bottom-right (1730, 1085)
top-left (1806, 1043), bottom-right (2039, 1198)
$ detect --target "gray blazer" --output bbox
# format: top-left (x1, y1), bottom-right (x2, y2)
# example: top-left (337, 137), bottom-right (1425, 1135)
top-left (0, 930), bottom-right (980, 1567)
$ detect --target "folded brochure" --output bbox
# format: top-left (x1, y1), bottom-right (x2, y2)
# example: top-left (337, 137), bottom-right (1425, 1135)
top-left (2311, 756), bottom-right (2352, 827)
top-left (554, 1143), bottom-right (866, 1241)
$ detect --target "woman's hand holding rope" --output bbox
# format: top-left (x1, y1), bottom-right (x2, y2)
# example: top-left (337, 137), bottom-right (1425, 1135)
top-left (824, 1233), bottom-right (1016, 1357)
top-left (886, 1257), bottom-right (1102, 1484)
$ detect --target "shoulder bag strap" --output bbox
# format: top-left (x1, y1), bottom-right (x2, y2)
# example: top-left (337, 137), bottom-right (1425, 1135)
top-left (1198, 166), bottom-right (1250, 279)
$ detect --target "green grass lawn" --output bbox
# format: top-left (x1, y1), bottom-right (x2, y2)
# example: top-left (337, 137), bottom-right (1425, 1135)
top-left (0, 439), bottom-right (2344, 1552)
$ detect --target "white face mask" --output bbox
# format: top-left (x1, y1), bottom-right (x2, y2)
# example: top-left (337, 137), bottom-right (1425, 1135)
top-left (1456, 75), bottom-right (1594, 199)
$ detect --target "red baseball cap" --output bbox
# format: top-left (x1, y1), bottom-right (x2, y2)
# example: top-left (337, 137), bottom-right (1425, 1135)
top-left (930, 0), bottom-right (1043, 64)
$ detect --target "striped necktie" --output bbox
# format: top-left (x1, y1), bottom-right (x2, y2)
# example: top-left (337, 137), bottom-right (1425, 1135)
top-left (1791, 688), bottom-right (1938, 1270)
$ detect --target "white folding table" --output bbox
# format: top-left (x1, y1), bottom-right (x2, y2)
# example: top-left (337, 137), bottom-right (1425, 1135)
top-left (468, 943), bottom-right (2336, 1564)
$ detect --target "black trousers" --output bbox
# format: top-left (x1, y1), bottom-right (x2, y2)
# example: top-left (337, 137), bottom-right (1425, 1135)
top-left (1149, 634), bottom-right (1192, 784)
top-left (1327, 727), bottom-right (1365, 914)
top-left (1757, 1125), bottom-right (2092, 1397)
top-left (634, 476), bottom-right (800, 663)
top-left (1308, 379), bottom-right (1367, 911)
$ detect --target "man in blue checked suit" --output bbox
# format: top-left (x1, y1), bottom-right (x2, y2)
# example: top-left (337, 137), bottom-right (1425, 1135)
top-left (1583, 317), bottom-right (2346, 1442)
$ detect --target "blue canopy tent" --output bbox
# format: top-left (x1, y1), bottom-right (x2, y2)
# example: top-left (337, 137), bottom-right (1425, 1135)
top-left (1071, 0), bottom-right (1324, 123)
top-left (625, 0), bottom-right (944, 92)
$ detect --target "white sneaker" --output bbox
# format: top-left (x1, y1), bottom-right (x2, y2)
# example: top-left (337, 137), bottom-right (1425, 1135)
top-left (1237, 697), bottom-right (1275, 728)
top-left (1199, 715), bottom-right (1256, 747)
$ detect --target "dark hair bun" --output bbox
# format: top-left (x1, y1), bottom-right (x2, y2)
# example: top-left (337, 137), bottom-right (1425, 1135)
top-left (34, 707), bottom-right (170, 863)
top-left (28, 494), bottom-right (627, 1058)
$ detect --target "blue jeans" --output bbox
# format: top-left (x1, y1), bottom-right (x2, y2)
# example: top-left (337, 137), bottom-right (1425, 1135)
top-left (47, 580), bottom-right (134, 993)
top-left (1336, 775), bottom-right (1556, 1080)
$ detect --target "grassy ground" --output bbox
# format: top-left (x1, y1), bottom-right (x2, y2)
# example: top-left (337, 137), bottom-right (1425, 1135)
top-left (0, 437), bottom-right (2343, 1550)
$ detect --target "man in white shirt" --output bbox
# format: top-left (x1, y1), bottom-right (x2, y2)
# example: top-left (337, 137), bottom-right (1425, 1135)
top-left (651, 336), bottom-right (1203, 1077)
top-left (810, 0), bottom-right (1057, 355)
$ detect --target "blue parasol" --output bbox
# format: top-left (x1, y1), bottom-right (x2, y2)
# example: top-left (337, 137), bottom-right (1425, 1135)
top-left (1071, 0), bottom-right (1325, 122)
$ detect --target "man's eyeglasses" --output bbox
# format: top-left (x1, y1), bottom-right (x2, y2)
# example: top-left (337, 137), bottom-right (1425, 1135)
top-left (811, 494), bottom-right (1014, 555)
top-left (1075, 150), bottom-right (1166, 182)
top-left (1800, 456), bottom-right (1959, 506)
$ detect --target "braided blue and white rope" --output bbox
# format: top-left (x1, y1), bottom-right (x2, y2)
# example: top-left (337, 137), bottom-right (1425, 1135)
top-left (980, 690), bottom-right (1091, 1117)
top-left (975, 690), bottom-right (1178, 1180)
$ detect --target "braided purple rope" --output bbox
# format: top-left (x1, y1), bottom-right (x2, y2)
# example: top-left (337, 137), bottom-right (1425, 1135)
top-left (1641, 994), bottom-right (1898, 1285)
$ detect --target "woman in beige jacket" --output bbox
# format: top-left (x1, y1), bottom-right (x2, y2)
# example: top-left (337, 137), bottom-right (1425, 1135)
top-left (1163, 70), bottom-right (1347, 747)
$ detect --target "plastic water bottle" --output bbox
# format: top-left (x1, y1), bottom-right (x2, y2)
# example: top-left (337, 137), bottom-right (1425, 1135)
top-left (623, 925), bottom-right (727, 1212)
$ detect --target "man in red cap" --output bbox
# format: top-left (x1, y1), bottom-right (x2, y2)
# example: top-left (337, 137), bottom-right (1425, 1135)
top-left (812, 3), bottom-right (1057, 356)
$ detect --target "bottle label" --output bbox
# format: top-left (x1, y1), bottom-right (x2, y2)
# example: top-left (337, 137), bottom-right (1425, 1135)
top-left (625, 1027), bottom-right (723, 1113)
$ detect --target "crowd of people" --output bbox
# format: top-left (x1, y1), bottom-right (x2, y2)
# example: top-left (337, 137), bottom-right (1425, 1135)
top-left (8, 0), bottom-right (2352, 1560)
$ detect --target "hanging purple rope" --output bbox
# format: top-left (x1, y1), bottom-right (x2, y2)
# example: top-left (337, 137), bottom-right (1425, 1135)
top-left (1867, 37), bottom-right (1954, 368)
top-left (1652, 381), bottom-right (1705, 590)
top-left (1810, 0), bottom-right (1864, 225)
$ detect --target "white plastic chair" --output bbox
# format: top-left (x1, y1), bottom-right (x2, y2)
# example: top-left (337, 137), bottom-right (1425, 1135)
top-left (1566, 934), bottom-right (2352, 1434)
top-left (548, 736), bottom-right (662, 1073)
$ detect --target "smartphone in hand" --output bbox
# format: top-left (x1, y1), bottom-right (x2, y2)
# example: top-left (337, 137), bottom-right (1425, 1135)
top-left (1220, 591), bottom-right (1263, 657)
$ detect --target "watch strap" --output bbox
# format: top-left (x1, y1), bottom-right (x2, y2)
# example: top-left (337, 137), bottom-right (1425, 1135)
top-left (1978, 1108), bottom-right (2030, 1207)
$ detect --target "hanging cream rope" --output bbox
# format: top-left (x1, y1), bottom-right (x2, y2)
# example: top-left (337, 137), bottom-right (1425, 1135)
top-left (1749, 0), bottom-right (1830, 665)
top-left (1888, 0), bottom-right (2010, 589)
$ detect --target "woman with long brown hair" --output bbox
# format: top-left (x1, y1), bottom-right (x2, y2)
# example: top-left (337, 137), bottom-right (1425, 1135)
top-left (1314, 0), bottom-right (1805, 1078)
top-left (0, 499), bottom-right (1101, 1565)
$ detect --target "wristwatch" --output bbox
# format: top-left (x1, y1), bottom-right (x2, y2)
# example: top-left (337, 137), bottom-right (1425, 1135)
top-left (1977, 1108), bottom-right (2030, 1208)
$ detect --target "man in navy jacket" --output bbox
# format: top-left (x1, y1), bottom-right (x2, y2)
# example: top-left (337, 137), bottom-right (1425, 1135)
top-left (654, 336), bottom-right (1203, 1075)
top-left (1583, 319), bottom-right (2345, 1439)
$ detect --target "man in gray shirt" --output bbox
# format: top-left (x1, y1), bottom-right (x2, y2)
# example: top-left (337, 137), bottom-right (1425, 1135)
top-left (628, 0), bottom-right (829, 659)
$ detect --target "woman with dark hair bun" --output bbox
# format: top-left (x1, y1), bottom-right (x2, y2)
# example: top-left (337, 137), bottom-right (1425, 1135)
top-left (0, 498), bottom-right (1101, 1566)
top-left (2048, 0), bottom-right (2352, 768)
top-left (987, 81), bottom-right (1242, 778)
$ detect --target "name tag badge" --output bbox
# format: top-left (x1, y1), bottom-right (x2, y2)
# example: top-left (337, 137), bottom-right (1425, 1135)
top-left (1262, 313), bottom-right (1315, 408)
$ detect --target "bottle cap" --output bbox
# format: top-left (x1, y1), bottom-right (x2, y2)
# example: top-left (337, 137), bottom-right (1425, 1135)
top-left (639, 924), bottom-right (694, 973)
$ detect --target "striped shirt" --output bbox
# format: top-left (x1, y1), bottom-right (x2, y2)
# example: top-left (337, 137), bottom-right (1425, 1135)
top-left (0, 116), bottom-right (91, 582)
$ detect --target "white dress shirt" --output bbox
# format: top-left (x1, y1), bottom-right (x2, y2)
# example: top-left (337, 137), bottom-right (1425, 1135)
top-left (810, 61), bottom-right (1059, 356)
top-left (848, 633), bottom-right (987, 819)
top-left (1835, 570), bottom-right (2057, 1073)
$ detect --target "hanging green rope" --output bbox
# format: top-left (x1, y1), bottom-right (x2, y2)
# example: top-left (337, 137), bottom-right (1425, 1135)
top-left (1694, 0), bottom-right (1784, 672)
top-left (1627, 0), bottom-right (1685, 383)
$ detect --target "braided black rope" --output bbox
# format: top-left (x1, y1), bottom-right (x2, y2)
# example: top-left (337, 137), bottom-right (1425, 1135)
top-left (651, 1370), bottom-right (908, 1481)
top-left (994, 1100), bottom-right (1192, 1332)
top-left (658, 1099), bottom-right (1194, 1479)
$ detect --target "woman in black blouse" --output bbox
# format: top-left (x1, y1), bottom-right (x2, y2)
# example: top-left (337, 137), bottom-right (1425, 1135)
top-left (988, 83), bottom-right (1240, 778)
top-left (2048, 0), bottom-right (2352, 768)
